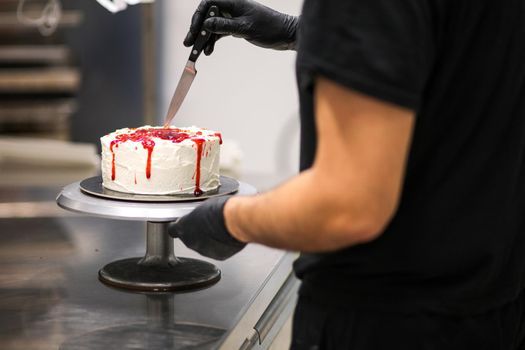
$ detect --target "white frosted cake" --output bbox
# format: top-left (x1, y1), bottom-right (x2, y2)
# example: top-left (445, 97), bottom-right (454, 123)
top-left (100, 126), bottom-right (221, 195)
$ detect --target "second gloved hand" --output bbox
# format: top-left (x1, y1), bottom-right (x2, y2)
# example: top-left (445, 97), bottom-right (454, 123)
top-left (168, 196), bottom-right (246, 261)
top-left (184, 0), bottom-right (299, 55)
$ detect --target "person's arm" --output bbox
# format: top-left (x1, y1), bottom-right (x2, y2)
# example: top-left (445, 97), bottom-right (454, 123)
top-left (225, 77), bottom-right (415, 252)
top-left (170, 77), bottom-right (415, 259)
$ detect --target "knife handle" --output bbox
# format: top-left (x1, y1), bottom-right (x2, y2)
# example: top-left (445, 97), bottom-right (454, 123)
top-left (189, 5), bottom-right (219, 63)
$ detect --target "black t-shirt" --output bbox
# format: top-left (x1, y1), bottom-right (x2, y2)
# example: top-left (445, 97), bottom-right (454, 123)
top-left (294, 0), bottom-right (525, 315)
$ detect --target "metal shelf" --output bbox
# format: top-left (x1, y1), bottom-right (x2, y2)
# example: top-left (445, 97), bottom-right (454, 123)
top-left (0, 67), bottom-right (80, 93)
top-left (0, 45), bottom-right (71, 64)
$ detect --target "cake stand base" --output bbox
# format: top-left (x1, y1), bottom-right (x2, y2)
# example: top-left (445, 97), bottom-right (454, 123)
top-left (57, 179), bottom-right (257, 293)
top-left (99, 257), bottom-right (221, 292)
top-left (98, 221), bottom-right (220, 292)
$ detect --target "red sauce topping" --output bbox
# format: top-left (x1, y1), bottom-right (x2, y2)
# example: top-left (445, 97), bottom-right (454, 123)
top-left (214, 132), bottom-right (223, 145)
top-left (110, 142), bottom-right (117, 180)
top-left (109, 127), bottom-right (219, 196)
top-left (143, 139), bottom-right (154, 179)
top-left (193, 138), bottom-right (205, 196)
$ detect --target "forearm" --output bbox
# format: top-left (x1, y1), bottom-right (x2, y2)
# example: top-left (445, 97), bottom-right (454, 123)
top-left (171, 78), bottom-right (413, 260)
top-left (224, 79), bottom-right (414, 253)
top-left (224, 169), bottom-right (381, 252)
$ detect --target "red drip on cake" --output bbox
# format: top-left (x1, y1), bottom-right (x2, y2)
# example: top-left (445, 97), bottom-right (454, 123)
top-left (142, 139), bottom-right (155, 179)
top-left (192, 138), bottom-right (205, 196)
top-left (110, 142), bottom-right (118, 180)
top-left (109, 127), bottom-right (218, 196)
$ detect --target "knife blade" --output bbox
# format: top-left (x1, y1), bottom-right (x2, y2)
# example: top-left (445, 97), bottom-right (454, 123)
top-left (164, 5), bottom-right (219, 127)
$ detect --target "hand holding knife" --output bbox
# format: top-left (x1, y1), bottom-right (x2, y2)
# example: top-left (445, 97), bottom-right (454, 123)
top-left (164, 5), bottom-right (219, 127)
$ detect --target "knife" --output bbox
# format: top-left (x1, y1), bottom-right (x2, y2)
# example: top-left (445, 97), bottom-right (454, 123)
top-left (164, 5), bottom-right (219, 127)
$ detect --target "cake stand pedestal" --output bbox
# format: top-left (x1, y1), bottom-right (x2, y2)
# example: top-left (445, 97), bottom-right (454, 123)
top-left (56, 178), bottom-right (256, 292)
top-left (99, 221), bottom-right (220, 292)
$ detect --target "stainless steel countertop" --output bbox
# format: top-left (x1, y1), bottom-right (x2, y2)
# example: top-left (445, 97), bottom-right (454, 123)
top-left (0, 185), bottom-right (298, 349)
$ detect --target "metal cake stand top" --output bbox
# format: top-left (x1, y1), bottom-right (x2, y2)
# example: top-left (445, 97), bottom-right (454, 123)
top-left (57, 177), bottom-right (257, 222)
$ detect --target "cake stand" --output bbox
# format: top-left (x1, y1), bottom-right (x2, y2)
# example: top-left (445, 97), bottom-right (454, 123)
top-left (56, 176), bottom-right (256, 292)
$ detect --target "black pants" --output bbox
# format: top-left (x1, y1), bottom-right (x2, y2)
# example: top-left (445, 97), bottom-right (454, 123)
top-left (291, 293), bottom-right (525, 350)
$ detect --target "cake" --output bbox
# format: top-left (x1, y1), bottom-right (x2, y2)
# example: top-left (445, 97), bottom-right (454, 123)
top-left (100, 126), bottom-right (222, 195)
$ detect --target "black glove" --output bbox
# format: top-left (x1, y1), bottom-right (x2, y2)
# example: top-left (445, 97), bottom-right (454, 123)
top-left (168, 196), bottom-right (246, 261)
top-left (184, 0), bottom-right (299, 55)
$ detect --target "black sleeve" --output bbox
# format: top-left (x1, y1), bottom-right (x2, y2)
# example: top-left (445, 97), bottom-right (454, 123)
top-left (297, 0), bottom-right (436, 110)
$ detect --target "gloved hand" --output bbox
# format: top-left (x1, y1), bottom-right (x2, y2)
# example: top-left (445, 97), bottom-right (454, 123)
top-left (168, 196), bottom-right (246, 260)
top-left (183, 0), bottom-right (300, 55)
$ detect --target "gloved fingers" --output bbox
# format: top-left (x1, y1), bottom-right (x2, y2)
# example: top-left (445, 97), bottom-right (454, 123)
top-left (171, 218), bottom-right (242, 261)
top-left (186, 239), bottom-right (244, 261)
top-left (184, 0), bottom-right (239, 47)
top-left (202, 17), bottom-right (247, 36)
top-left (203, 39), bottom-right (214, 56)
top-left (183, 31), bottom-right (195, 48)
top-left (167, 221), bottom-right (180, 239)
top-left (168, 196), bottom-right (244, 260)
top-left (204, 34), bottom-right (221, 56)
top-left (179, 231), bottom-right (245, 261)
